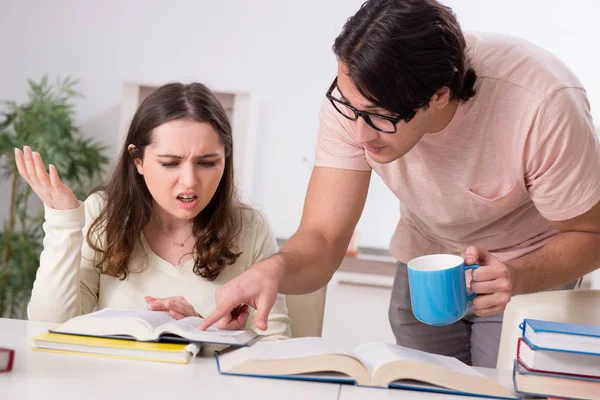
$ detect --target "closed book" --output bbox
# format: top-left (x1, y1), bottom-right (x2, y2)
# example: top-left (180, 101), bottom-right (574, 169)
top-left (50, 308), bottom-right (259, 346)
top-left (0, 347), bottom-right (14, 372)
top-left (522, 319), bottom-right (600, 355)
top-left (517, 338), bottom-right (600, 378)
top-left (513, 360), bottom-right (600, 400)
top-left (216, 338), bottom-right (517, 399)
top-left (31, 332), bottom-right (200, 364)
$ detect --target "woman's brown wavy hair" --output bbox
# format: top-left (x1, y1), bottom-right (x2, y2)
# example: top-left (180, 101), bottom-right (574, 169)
top-left (87, 82), bottom-right (242, 281)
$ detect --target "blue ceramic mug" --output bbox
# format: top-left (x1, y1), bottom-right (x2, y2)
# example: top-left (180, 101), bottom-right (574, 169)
top-left (407, 254), bottom-right (479, 326)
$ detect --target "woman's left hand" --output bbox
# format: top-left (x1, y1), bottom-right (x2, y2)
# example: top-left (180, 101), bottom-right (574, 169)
top-left (145, 296), bottom-right (199, 320)
top-left (144, 296), bottom-right (250, 329)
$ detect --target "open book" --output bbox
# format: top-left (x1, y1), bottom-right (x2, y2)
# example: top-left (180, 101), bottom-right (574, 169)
top-left (51, 308), bottom-right (259, 346)
top-left (216, 338), bottom-right (516, 399)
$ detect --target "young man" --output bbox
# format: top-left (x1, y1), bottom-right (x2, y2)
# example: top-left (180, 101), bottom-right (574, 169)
top-left (202, 0), bottom-right (600, 367)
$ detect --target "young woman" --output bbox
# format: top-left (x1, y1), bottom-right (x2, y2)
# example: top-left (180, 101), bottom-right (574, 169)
top-left (19, 82), bottom-right (291, 338)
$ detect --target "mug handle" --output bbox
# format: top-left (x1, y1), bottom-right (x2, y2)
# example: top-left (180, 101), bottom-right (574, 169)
top-left (463, 263), bottom-right (480, 302)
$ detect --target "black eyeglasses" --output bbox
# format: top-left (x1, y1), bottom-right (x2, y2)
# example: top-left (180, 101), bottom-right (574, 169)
top-left (326, 77), bottom-right (406, 134)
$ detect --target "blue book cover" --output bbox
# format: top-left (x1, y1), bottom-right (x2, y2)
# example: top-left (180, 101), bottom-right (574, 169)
top-left (388, 381), bottom-right (518, 399)
top-left (521, 319), bottom-right (600, 356)
top-left (524, 319), bottom-right (600, 338)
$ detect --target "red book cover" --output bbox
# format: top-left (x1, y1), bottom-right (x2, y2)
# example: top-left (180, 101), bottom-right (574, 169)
top-left (0, 347), bottom-right (14, 373)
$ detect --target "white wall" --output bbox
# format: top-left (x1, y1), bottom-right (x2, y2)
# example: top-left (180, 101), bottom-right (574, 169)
top-left (1, 0), bottom-right (599, 251)
top-left (322, 273), bottom-right (396, 349)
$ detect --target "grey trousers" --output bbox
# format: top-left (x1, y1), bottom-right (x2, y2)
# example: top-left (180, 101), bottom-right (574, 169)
top-left (388, 262), bottom-right (577, 368)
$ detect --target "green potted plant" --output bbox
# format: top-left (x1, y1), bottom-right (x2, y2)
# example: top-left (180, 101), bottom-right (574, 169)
top-left (0, 76), bottom-right (108, 318)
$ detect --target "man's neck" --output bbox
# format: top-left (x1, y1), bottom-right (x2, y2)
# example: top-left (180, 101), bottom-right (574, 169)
top-left (428, 100), bottom-right (459, 133)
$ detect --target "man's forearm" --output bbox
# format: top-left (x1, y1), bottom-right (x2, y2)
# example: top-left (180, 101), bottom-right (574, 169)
top-left (273, 229), bottom-right (347, 294)
top-left (507, 231), bottom-right (600, 295)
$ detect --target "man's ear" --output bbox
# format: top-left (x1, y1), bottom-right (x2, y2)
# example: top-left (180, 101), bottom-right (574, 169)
top-left (128, 144), bottom-right (144, 175)
top-left (429, 87), bottom-right (452, 110)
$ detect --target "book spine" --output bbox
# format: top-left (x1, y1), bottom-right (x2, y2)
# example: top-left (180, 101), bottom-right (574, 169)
top-left (0, 348), bottom-right (15, 373)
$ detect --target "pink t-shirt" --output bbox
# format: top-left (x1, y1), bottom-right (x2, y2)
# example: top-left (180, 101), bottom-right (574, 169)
top-left (315, 32), bottom-right (600, 263)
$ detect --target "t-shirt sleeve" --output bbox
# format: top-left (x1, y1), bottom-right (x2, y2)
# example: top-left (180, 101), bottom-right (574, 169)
top-left (314, 98), bottom-right (372, 171)
top-left (524, 87), bottom-right (600, 221)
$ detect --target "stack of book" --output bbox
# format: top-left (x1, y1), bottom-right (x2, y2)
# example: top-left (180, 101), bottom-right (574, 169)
top-left (30, 308), bottom-right (261, 364)
top-left (512, 318), bottom-right (600, 400)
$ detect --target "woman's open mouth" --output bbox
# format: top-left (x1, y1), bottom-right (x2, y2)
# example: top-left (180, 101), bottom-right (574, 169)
top-left (176, 193), bottom-right (199, 210)
top-left (177, 194), bottom-right (197, 203)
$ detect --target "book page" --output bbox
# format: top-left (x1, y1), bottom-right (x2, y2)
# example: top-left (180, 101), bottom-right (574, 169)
top-left (160, 317), bottom-right (245, 336)
top-left (352, 342), bottom-right (485, 378)
top-left (156, 317), bottom-right (258, 345)
top-left (218, 337), bottom-right (353, 371)
top-left (54, 308), bottom-right (176, 340)
top-left (84, 308), bottom-right (175, 331)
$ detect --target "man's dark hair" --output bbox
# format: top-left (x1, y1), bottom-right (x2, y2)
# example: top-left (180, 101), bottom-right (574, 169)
top-left (333, 0), bottom-right (477, 122)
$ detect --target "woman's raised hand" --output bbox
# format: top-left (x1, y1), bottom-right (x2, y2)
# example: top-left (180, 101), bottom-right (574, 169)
top-left (15, 146), bottom-right (80, 210)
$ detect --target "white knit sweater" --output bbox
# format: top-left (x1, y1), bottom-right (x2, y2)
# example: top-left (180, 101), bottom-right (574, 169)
top-left (27, 192), bottom-right (291, 339)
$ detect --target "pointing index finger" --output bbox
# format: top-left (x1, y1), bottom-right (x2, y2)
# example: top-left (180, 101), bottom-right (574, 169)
top-left (199, 304), bottom-right (237, 330)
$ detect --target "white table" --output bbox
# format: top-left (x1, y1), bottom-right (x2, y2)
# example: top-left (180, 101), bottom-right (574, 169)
top-left (0, 318), bottom-right (514, 400)
top-left (0, 318), bottom-right (340, 400)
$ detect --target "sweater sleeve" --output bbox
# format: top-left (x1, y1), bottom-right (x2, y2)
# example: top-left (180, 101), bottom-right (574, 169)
top-left (245, 210), bottom-right (292, 340)
top-left (27, 193), bottom-right (105, 323)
